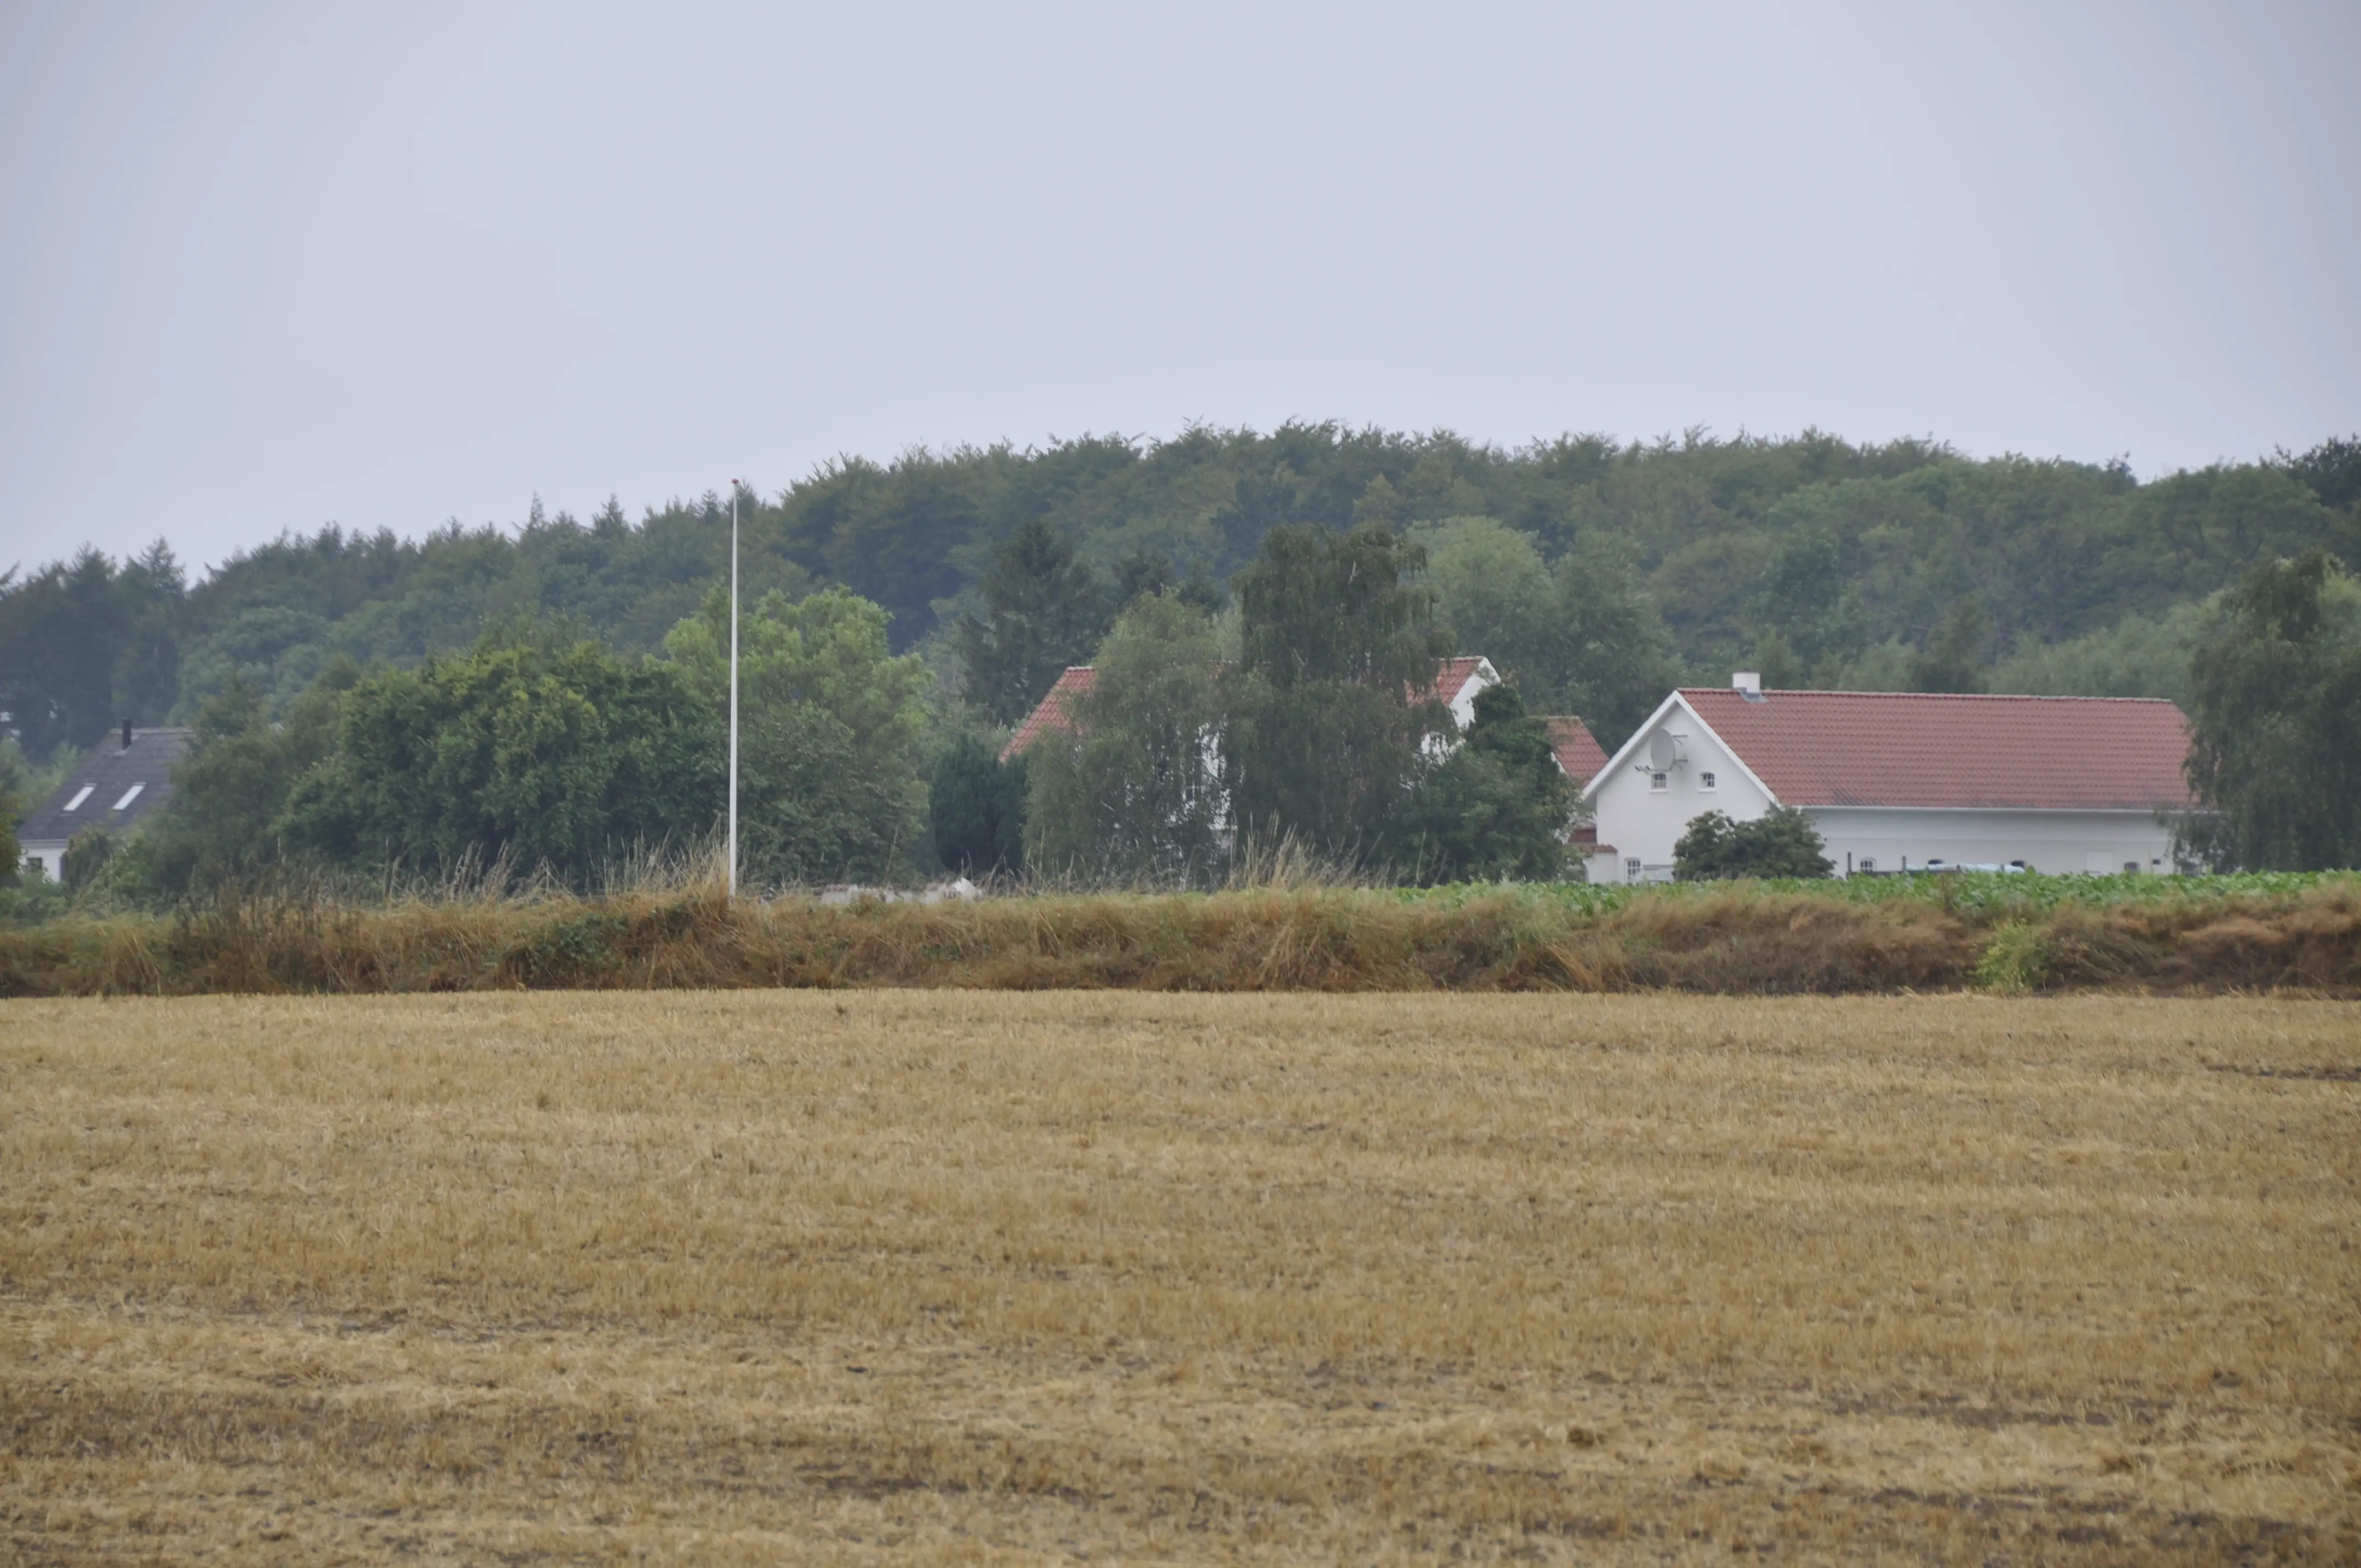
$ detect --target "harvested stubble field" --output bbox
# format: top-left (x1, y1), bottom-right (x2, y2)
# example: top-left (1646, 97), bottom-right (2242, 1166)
top-left (3, 992), bottom-right (2357, 1564)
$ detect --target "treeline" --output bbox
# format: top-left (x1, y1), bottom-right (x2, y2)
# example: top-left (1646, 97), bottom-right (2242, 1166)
top-left (14, 522), bottom-right (2360, 905)
top-left (4, 424), bottom-right (2360, 895)
top-left (7, 426), bottom-right (2358, 759)
top-left (19, 522), bottom-right (1584, 899)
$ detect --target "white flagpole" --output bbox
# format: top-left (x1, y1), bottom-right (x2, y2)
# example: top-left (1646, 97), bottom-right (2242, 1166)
top-left (727, 480), bottom-right (740, 899)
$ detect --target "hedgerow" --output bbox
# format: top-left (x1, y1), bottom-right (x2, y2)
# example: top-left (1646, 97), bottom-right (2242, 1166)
top-left (1, 874), bottom-right (2353, 998)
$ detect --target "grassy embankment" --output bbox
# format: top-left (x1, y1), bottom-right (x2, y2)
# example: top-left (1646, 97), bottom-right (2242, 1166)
top-left (4, 990), bottom-right (2355, 1561)
top-left (1, 872), bottom-right (2357, 997)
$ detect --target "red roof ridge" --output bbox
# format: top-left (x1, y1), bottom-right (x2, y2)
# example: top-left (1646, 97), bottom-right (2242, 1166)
top-left (1678, 687), bottom-right (2180, 705)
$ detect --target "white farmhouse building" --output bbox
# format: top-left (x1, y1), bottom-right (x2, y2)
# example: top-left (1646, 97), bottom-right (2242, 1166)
top-left (1584, 676), bottom-right (2194, 880)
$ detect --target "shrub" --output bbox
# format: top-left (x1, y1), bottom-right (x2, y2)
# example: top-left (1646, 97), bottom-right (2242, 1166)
top-left (1973, 921), bottom-right (2050, 992)
top-left (1673, 807), bottom-right (1835, 881)
top-left (62, 827), bottom-right (119, 894)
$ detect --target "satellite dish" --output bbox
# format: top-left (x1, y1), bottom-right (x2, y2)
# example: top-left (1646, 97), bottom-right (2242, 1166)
top-left (1647, 731), bottom-right (1686, 770)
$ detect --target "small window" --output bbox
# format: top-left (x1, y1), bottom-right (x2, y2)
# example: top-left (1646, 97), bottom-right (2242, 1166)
top-left (1649, 771), bottom-right (1668, 792)
top-left (63, 785), bottom-right (94, 812)
top-left (111, 783), bottom-right (145, 812)
top-left (1625, 857), bottom-right (1642, 882)
top-left (1699, 771), bottom-right (1717, 791)
top-left (2123, 861), bottom-right (2139, 874)
top-left (1858, 857), bottom-right (1876, 872)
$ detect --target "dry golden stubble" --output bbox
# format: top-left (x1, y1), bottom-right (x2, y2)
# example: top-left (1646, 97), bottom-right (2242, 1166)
top-left (2, 991), bottom-right (2356, 1564)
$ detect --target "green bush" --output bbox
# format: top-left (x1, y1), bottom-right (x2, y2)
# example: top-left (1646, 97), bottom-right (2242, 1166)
top-left (1673, 807), bottom-right (1835, 881)
top-left (1973, 921), bottom-right (2051, 992)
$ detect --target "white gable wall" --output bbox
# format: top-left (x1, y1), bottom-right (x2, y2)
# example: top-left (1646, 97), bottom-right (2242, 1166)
top-left (1446, 659), bottom-right (1499, 729)
top-left (1586, 698), bottom-right (1772, 879)
top-left (1422, 658), bottom-right (1502, 760)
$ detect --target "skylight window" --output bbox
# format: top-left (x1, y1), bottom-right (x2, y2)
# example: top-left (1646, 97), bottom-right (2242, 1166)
top-left (63, 786), bottom-right (94, 812)
top-left (112, 783), bottom-right (145, 812)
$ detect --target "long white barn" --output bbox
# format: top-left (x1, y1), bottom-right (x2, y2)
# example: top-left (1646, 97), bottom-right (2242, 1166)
top-left (1583, 677), bottom-right (2194, 880)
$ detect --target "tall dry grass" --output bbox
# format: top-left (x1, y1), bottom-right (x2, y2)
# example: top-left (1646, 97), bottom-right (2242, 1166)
top-left (3, 991), bottom-right (2355, 1561)
top-left (3, 877), bottom-right (2358, 997)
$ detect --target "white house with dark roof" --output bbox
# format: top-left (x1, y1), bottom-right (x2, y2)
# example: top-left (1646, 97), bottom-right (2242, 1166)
top-left (1584, 675), bottom-right (2194, 881)
top-left (17, 722), bottom-right (192, 881)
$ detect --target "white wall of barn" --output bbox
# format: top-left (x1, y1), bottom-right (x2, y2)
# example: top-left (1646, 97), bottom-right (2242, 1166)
top-left (1802, 807), bottom-right (2177, 875)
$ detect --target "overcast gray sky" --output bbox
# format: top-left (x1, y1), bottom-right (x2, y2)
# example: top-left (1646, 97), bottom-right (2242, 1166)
top-left (3, 1), bottom-right (2354, 574)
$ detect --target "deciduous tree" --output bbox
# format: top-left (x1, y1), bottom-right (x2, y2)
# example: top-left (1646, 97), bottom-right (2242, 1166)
top-left (667, 587), bottom-right (931, 885)
top-left (281, 621), bottom-right (718, 886)
top-left (1384, 683), bottom-right (1574, 883)
top-left (1024, 594), bottom-right (1227, 885)
top-left (135, 666), bottom-right (354, 892)
top-left (1223, 525), bottom-right (1450, 859)
top-left (2179, 549), bottom-right (2361, 870)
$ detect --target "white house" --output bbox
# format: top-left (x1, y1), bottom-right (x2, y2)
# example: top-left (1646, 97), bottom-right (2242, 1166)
top-left (18, 722), bottom-right (192, 881)
top-left (1583, 676), bottom-right (2194, 880)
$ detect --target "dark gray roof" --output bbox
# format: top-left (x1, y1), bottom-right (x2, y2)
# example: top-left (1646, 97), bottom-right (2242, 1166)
top-left (19, 727), bottom-right (193, 844)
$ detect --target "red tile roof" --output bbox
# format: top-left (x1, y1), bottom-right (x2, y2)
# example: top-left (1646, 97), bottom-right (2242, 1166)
top-left (1429, 656), bottom-right (1492, 710)
top-left (1001, 666), bottom-right (1096, 761)
top-left (1673, 689), bottom-right (2193, 811)
top-left (1543, 717), bottom-right (1608, 787)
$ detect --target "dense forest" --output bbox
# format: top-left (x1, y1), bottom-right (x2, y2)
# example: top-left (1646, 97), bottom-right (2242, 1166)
top-left (3, 424), bottom-right (2358, 889)
top-left (7, 424), bottom-right (2357, 754)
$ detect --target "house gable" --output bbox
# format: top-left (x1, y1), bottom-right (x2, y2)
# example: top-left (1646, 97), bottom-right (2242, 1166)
top-left (1581, 695), bottom-right (1776, 876)
top-left (1581, 693), bottom-right (1778, 810)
